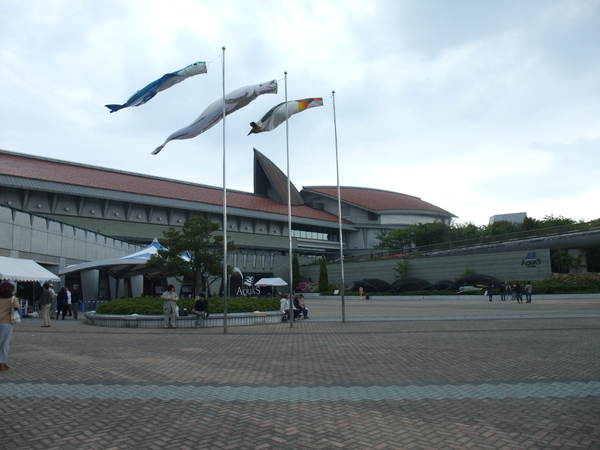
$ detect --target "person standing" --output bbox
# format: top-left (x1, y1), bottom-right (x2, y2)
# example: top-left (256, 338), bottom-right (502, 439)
top-left (161, 284), bottom-right (179, 328)
top-left (39, 282), bottom-right (53, 327)
top-left (70, 284), bottom-right (81, 319)
top-left (56, 287), bottom-right (69, 320)
top-left (499, 282), bottom-right (507, 301)
top-left (525, 281), bottom-right (533, 303)
top-left (191, 293), bottom-right (209, 328)
top-left (65, 286), bottom-right (73, 316)
top-left (486, 283), bottom-right (494, 302)
top-left (48, 284), bottom-right (57, 319)
top-left (0, 281), bottom-right (21, 371)
top-left (514, 282), bottom-right (523, 304)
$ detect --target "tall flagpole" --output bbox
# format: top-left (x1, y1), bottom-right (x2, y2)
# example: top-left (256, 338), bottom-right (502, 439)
top-left (332, 91), bottom-right (346, 322)
top-left (221, 46), bottom-right (228, 333)
top-left (284, 72), bottom-right (294, 328)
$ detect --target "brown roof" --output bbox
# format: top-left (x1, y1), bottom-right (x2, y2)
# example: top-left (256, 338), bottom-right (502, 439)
top-left (303, 186), bottom-right (454, 216)
top-left (0, 151), bottom-right (342, 223)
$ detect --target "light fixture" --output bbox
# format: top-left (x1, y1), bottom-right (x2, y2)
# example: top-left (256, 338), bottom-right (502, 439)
top-left (114, 212), bottom-right (119, 217)
top-left (137, 214), bottom-right (141, 219)
top-left (7, 201), bottom-right (12, 205)
top-left (90, 209), bottom-right (95, 214)
top-left (158, 217), bottom-right (162, 221)
top-left (36, 204), bottom-right (42, 209)
top-left (64, 207), bottom-right (69, 211)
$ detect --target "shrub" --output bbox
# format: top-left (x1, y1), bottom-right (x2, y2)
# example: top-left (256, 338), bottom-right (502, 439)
top-left (96, 296), bottom-right (280, 315)
top-left (295, 281), bottom-right (319, 293)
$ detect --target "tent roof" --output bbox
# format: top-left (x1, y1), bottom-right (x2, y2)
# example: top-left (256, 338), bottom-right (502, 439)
top-left (59, 238), bottom-right (166, 279)
top-left (0, 256), bottom-right (60, 282)
top-left (254, 277), bottom-right (288, 287)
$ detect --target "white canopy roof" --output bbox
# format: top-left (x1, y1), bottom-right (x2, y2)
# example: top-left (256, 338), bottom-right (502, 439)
top-left (254, 277), bottom-right (288, 287)
top-left (0, 256), bottom-right (60, 282)
top-left (59, 238), bottom-right (165, 278)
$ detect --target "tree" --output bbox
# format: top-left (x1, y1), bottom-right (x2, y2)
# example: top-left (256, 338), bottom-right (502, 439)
top-left (292, 253), bottom-right (302, 289)
top-left (146, 216), bottom-right (237, 296)
top-left (392, 259), bottom-right (411, 279)
top-left (318, 256), bottom-right (329, 292)
top-left (551, 249), bottom-right (585, 274)
top-left (374, 228), bottom-right (413, 249)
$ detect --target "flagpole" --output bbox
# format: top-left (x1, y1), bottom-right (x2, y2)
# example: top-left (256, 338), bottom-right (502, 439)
top-left (284, 72), bottom-right (294, 328)
top-left (221, 46), bottom-right (228, 333)
top-left (332, 91), bottom-right (345, 323)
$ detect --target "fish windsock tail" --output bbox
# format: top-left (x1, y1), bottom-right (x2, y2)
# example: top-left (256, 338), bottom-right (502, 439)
top-left (151, 143), bottom-right (167, 155)
top-left (105, 104), bottom-right (125, 113)
top-left (248, 122), bottom-right (262, 135)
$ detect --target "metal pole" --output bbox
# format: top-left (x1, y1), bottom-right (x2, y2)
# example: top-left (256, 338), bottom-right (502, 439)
top-left (221, 46), bottom-right (228, 333)
top-left (332, 91), bottom-right (345, 322)
top-left (284, 72), bottom-right (294, 328)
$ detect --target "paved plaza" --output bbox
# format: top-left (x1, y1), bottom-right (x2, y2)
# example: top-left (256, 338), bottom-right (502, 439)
top-left (1, 296), bottom-right (599, 449)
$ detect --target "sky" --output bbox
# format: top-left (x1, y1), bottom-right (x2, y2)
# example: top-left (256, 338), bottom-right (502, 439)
top-left (1, 0), bottom-right (599, 227)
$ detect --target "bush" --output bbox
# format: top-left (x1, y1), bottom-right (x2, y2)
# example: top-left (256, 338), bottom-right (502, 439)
top-left (96, 297), bottom-right (280, 315)
top-left (532, 273), bottom-right (600, 294)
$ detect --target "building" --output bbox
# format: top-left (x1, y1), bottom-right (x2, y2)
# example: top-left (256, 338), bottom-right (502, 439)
top-left (0, 148), bottom-right (455, 297)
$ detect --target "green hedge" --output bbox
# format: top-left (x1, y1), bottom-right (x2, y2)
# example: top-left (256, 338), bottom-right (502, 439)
top-left (96, 297), bottom-right (280, 315)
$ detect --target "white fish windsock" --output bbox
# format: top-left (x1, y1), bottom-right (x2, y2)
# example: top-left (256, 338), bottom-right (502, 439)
top-left (152, 79), bottom-right (278, 155)
top-left (105, 61), bottom-right (207, 113)
top-left (248, 98), bottom-right (323, 134)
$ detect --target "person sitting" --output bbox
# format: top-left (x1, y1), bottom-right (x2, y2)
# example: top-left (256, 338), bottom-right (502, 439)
top-left (297, 294), bottom-right (309, 319)
top-left (191, 293), bottom-right (209, 328)
top-left (292, 295), bottom-right (303, 319)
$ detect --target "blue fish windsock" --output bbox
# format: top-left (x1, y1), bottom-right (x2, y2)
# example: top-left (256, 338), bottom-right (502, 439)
top-left (248, 97), bottom-right (323, 134)
top-left (152, 80), bottom-right (278, 155)
top-left (105, 61), bottom-right (207, 113)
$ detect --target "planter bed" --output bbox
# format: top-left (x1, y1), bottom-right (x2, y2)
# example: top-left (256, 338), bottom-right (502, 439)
top-left (85, 310), bottom-right (283, 328)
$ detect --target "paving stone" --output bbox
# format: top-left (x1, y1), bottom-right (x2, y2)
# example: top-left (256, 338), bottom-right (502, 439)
top-left (1, 297), bottom-right (599, 449)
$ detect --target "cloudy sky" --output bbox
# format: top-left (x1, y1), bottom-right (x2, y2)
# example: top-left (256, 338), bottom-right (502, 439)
top-left (1, 0), bottom-right (599, 226)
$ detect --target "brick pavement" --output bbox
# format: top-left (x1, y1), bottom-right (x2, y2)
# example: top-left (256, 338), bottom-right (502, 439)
top-left (1, 296), bottom-right (599, 449)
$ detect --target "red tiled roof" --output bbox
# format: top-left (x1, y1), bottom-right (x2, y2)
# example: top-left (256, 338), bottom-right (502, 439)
top-left (0, 151), bottom-right (341, 223)
top-left (303, 186), bottom-right (454, 216)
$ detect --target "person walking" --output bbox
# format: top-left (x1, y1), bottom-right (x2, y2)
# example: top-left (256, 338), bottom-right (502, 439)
top-left (0, 281), bottom-right (21, 371)
top-left (161, 284), bottom-right (179, 328)
top-left (70, 284), bottom-right (81, 319)
top-left (39, 282), bottom-right (53, 327)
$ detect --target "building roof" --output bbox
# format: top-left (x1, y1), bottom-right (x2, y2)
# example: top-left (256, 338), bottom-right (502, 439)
top-left (0, 150), bottom-right (340, 223)
top-left (302, 186), bottom-right (455, 216)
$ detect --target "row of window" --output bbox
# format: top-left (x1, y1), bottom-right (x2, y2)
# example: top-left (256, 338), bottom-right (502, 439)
top-left (291, 230), bottom-right (330, 240)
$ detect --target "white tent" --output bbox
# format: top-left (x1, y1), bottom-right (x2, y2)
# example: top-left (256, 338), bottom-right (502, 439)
top-left (0, 256), bottom-right (60, 282)
top-left (254, 277), bottom-right (288, 287)
top-left (59, 238), bottom-right (165, 279)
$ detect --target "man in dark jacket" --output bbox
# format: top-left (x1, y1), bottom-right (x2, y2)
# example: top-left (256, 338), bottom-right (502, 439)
top-left (191, 293), bottom-right (209, 328)
top-left (70, 285), bottom-right (81, 319)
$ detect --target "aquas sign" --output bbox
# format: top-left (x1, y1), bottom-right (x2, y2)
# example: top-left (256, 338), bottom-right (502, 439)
top-left (521, 252), bottom-right (542, 268)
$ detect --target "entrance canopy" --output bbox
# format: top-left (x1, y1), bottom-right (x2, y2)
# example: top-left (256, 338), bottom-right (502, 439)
top-left (59, 238), bottom-right (166, 279)
top-left (0, 256), bottom-right (60, 282)
top-left (254, 277), bottom-right (288, 287)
